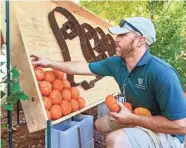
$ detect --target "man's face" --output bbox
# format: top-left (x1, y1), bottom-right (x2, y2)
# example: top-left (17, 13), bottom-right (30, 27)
top-left (115, 32), bottom-right (139, 58)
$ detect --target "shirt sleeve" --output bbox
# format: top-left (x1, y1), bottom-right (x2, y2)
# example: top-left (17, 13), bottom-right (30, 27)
top-left (155, 69), bottom-right (186, 120)
top-left (88, 56), bottom-right (119, 77)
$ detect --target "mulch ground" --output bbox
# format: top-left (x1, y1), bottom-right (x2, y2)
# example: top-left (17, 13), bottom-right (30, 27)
top-left (1, 104), bottom-right (105, 148)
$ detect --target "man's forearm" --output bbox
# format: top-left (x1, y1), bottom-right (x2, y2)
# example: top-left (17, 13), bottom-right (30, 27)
top-left (47, 60), bottom-right (94, 75)
top-left (131, 114), bottom-right (186, 134)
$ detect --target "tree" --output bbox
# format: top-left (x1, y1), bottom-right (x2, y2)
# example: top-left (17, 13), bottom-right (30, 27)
top-left (80, 1), bottom-right (186, 84)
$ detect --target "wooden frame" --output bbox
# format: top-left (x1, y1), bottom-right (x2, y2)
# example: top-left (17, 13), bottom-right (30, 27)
top-left (1, 1), bottom-right (120, 133)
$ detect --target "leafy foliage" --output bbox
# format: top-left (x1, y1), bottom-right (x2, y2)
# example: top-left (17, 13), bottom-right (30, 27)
top-left (0, 47), bottom-right (29, 147)
top-left (0, 139), bottom-right (6, 148)
top-left (150, 1), bottom-right (186, 83)
top-left (80, 1), bottom-right (186, 84)
top-left (1, 65), bottom-right (29, 111)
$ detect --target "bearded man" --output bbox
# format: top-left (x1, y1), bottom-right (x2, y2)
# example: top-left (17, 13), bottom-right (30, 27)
top-left (31, 17), bottom-right (186, 148)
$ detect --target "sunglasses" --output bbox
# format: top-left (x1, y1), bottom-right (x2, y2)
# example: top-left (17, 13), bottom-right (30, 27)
top-left (119, 19), bottom-right (143, 36)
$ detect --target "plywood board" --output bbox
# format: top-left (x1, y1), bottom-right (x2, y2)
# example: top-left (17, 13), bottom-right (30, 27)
top-left (1, 1), bottom-right (47, 132)
top-left (1, 1), bottom-right (120, 132)
top-left (52, 1), bottom-right (112, 28)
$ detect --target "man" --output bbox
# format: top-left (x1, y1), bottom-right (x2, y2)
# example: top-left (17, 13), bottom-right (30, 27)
top-left (31, 17), bottom-right (186, 148)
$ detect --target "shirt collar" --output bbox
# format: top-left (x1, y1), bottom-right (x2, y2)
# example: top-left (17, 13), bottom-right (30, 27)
top-left (136, 49), bottom-right (152, 66)
top-left (119, 49), bottom-right (152, 66)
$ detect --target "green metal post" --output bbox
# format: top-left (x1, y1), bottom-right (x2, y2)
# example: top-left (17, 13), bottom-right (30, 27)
top-left (47, 120), bottom-right (51, 148)
top-left (5, 0), bottom-right (13, 148)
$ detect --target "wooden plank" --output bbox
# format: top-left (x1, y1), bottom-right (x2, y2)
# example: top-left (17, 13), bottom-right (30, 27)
top-left (52, 0), bottom-right (112, 28)
top-left (1, 1), bottom-right (120, 132)
top-left (1, 1), bottom-right (47, 133)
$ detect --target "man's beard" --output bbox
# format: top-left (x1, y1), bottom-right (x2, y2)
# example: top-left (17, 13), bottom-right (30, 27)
top-left (120, 39), bottom-right (136, 58)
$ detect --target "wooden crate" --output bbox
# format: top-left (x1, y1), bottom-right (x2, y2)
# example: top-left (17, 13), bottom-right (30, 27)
top-left (1, 1), bottom-right (120, 133)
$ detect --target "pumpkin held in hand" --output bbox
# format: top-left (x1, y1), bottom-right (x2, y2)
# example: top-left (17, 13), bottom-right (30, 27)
top-left (133, 107), bottom-right (152, 116)
top-left (105, 95), bottom-right (120, 112)
top-left (123, 102), bottom-right (133, 112)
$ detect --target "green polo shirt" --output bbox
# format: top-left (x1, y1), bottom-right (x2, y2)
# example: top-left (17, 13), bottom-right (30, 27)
top-left (88, 49), bottom-right (186, 143)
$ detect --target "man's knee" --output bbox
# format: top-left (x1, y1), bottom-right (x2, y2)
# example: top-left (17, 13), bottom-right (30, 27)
top-left (94, 116), bottom-right (112, 134)
top-left (105, 131), bottom-right (120, 146)
top-left (105, 130), bottom-right (133, 148)
top-left (95, 119), bottom-right (101, 133)
top-left (95, 118), bottom-right (106, 134)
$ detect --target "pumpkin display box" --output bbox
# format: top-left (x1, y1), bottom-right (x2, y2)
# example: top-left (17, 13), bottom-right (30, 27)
top-left (1, 1), bottom-right (120, 133)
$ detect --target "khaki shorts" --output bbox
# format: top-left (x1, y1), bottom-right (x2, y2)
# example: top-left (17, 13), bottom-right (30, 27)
top-left (106, 115), bottom-right (184, 148)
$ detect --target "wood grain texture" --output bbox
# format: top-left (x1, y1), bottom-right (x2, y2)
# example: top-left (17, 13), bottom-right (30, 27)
top-left (1, 1), bottom-right (120, 132)
top-left (1, 1), bottom-right (47, 133)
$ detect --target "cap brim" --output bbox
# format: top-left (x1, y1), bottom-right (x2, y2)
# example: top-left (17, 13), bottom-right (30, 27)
top-left (108, 27), bottom-right (131, 35)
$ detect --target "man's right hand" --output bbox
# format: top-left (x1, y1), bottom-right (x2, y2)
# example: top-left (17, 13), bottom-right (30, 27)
top-left (30, 54), bottom-right (50, 68)
top-left (30, 54), bottom-right (94, 76)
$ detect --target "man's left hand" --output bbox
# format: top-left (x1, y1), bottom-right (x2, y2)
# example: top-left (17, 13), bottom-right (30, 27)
top-left (109, 103), bottom-right (136, 125)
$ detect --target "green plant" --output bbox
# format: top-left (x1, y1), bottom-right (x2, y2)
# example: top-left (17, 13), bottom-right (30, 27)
top-left (149, 1), bottom-right (186, 84)
top-left (0, 123), bottom-right (7, 147)
top-left (1, 65), bottom-right (29, 110)
top-left (0, 64), bottom-right (29, 147)
top-left (80, 1), bottom-right (186, 84)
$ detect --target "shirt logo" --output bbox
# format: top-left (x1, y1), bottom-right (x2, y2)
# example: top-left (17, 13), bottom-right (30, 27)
top-left (138, 78), bottom-right (143, 85)
top-left (135, 78), bottom-right (146, 90)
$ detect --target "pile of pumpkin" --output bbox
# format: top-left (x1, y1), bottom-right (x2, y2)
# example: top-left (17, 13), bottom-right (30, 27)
top-left (105, 95), bottom-right (152, 116)
top-left (33, 66), bottom-right (86, 120)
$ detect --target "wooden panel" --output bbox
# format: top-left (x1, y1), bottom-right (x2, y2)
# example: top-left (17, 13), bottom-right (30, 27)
top-left (1, 1), bottom-right (47, 133)
top-left (52, 1), bottom-right (112, 28)
top-left (1, 1), bottom-right (120, 132)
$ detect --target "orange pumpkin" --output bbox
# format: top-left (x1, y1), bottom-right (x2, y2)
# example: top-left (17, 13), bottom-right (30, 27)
top-left (133, 107), bottom-right (152, 116)
top-left (70, 87), bottom-right (79, 99)
top-left (39, 81), bottom-right (52, 96)
top-left (34, 68), bottom-right (44, 81)
top-left (44, 71), bottom-right (55, 83)
top-left (77, 97), bottom-right (86, 109)
top-left (46, 110), bottom-right (51, 120)
top-left (109, 103), bottom-right (120, 112)
top-left (105, 95), bottom-right (117, 107)
top-left (52, 79), bottom-right (63, 92)
top-left (70, 99), bottom-right (79, 112)
top-left (60, 100), bottom-right (72, 116)
top-left (43, 97), bottom-right (52, 110)
top-left (48, 90), bottom-right (62, 105)
top-left (53, 69), bottom-right (64, 79)
top-left (50, 105), bottom-right (62, 120)
top-left (62, 79), bottom-right (71, 90)
top-left (123, 102), bottom-right (133, 112)
top-left (105, 95), bottom-right (120, 112)
top-left (61, 89), bottom-right (71, 101)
